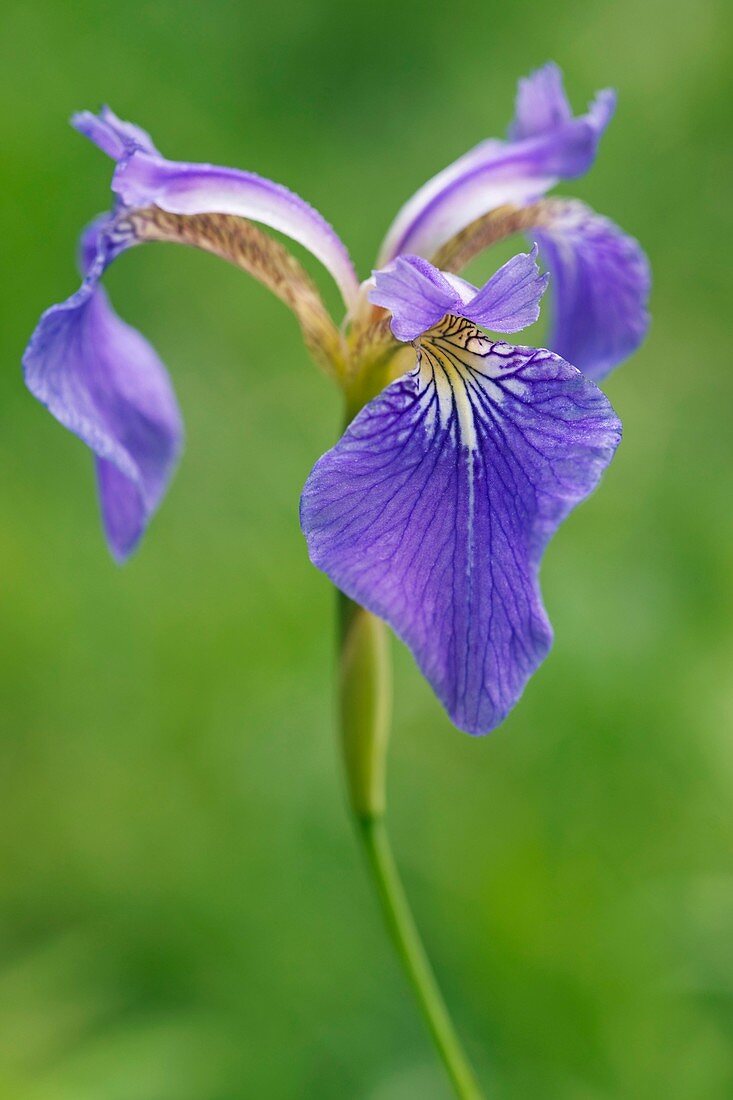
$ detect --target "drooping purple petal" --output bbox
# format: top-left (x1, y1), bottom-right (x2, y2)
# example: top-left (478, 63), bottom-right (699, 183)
top-left (301, 316), bottom-right (621, 734)
top-left (71, 105), bottom-right (359, 307)
top-left (22, 225), bottom-right (183, 561)
top-left (370, 248), bottom-right (547, 341)
top-left (534, 200), bottom-right (650, 379)
top-left (378, 63), bottom-right (615, 265)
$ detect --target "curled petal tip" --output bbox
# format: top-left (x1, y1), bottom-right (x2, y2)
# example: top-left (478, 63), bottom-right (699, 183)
top-left (71, 106), bottom-right (159, 161)
top-left (510, 62), bottom-right (572, 140)
top-left (71, 110), bottom-right (121, 159)
top-left (588, 88), bottom-right (617, 132)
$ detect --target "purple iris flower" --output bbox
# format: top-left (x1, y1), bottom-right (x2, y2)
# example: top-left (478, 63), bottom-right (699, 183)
top-left (23, 64), bottom-right (649, 733)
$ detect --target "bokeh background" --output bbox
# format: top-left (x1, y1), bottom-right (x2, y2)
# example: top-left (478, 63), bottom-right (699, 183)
top-left (1, 1), bottom-right (732, 1096)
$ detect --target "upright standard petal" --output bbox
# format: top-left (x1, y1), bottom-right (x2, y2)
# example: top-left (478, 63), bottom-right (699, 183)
top-left (301, 316), bottom-right (620, 734)
top-left (370, 249), bottom-right (548, 341)
top-left (368, 255), bottom-right (460, 341)
top-left (533, 200), bottom-right (650, 380)
top-left (23, 228), bottom-right (183, 561)
top-left (377, 63), bottom-right (615, 265)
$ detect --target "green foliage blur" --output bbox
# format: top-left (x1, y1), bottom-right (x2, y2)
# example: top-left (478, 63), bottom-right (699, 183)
top-left (1, 0), bottom-right (731, 1096)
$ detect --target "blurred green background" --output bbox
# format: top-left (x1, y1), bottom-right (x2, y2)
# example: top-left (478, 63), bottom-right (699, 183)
top-left (1, 0), bottom-right (732, 1096)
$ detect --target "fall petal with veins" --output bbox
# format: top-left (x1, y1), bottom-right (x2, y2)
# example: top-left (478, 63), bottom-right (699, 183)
top-left (301, 316), bottom-right (621, 733)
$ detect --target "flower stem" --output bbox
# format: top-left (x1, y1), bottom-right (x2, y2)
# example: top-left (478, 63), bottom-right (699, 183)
top-left (357, 816), bottom-right (485, 1099)
top-left (338, 598), bottom-right (485, 1100)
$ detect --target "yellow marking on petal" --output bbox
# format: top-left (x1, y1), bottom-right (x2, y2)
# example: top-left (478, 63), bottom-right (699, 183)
top-left (417, 314), bottom-right (513, 452)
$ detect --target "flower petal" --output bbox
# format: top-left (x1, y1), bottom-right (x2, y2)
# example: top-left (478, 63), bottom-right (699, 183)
top-left (533, 200), bottom-right (650, 380)
top-left (377, 63), bottom-right (615, 265)
top-left (22, 233), bottom-right (183, 562)
top-left (462, 245), bottom-right (548, 332)
top-left (509, 61), bottom-right (572, 140)
top-left (301, 315), bottom-right (620, 734)
top-left (369, 255), bottom-right (459, 341)
top-left (72, 106), bottom-right (360, 307)
top-left (72, 105), bottom-right (160, 159)
top-left (370, 248), bottom-right (547, 341)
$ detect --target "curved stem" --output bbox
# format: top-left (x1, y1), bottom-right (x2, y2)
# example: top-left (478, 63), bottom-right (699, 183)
top-left (358, 815), bottom-right (485, 1100)
top-left (338, 598), bottom-right (484, 1099)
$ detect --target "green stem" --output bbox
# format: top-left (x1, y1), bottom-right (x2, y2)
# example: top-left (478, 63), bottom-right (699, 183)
top-left (358, 816), bottom-right (485, 1100)
top-left (338, 598), bottom-right (485, 1100)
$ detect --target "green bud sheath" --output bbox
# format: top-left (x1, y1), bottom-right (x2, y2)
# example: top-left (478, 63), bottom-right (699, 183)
top-left (338, 596), bottom-right (392, 821)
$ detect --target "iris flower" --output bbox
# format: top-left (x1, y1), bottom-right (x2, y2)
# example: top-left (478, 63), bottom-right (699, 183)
top-left (23, 64), bottom-right (649, 1097)
top-left (23, 63), bottom-right (648, 736)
